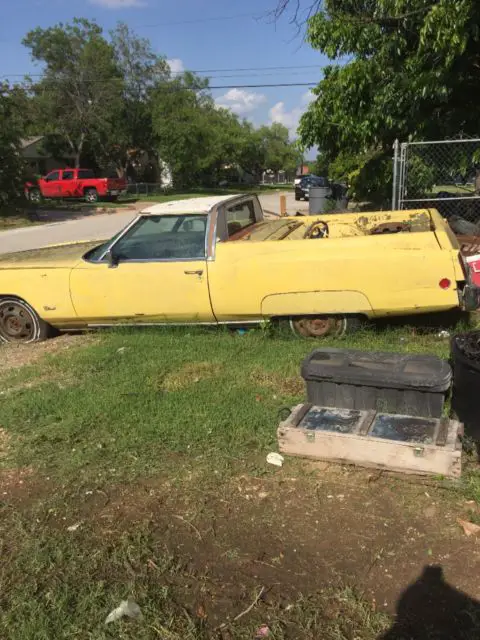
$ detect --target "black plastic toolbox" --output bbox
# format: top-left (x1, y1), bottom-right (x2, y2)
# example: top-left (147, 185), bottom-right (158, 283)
top-left (301, 348), bottom-right (452, 418)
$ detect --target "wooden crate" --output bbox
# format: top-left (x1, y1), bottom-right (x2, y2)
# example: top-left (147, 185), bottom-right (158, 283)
top-left (278, 404), bottom-right (463, 478)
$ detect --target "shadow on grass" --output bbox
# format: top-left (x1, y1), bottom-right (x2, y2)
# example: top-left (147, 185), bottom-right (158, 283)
top-left (381, 565), bottom-right (480, 640)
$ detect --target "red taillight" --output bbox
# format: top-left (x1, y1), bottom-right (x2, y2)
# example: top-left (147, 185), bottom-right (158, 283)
top-left (439, 278), bottom-right (451, 289)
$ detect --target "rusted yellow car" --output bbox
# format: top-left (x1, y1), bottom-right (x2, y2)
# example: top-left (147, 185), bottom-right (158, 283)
top-left (0, 194), bottom-right (477, 343)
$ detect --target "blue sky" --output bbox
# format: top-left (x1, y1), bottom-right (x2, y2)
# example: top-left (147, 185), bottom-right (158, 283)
top-left (1, 0), bottom-right (330, 148)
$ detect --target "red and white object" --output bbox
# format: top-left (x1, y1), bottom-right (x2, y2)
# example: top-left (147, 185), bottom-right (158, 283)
top-left (466, 255), bottom-right (480, 287)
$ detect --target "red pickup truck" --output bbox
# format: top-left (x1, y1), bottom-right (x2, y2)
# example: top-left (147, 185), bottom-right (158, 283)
top-left (25, 169), bottom-right (127, 204)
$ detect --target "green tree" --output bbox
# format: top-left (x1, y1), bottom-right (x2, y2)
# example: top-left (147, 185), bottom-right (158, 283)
top-left (260, 123), bottom-right (301, 173)
top-left (23, 19), bottom-right (123, 168)
top-left (278, 0), bottom-right (480, 202)
top-left (94, 23), bottom-right (170, 177)
top-left (0, 84), bottom-right (27, 206)
top-left (152, 75), bottom-right (220, 187)
top-left (311, 151), bottom-right (329, 177)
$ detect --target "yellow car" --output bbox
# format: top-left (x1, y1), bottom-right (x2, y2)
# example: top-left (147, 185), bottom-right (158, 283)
top-left (0, 194), bottom-right (477, 343)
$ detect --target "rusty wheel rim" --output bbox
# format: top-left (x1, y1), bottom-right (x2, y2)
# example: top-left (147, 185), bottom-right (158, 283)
top-left (0, 301), bottom-right (36, 342)
top-left (290, 316), bottom-right (346, 338)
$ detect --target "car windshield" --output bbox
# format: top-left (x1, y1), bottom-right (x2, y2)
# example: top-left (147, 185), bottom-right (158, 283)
top-left (84, 214), bottom-right (208, 262)
top-left (301, 176), bottom-right (328, 187)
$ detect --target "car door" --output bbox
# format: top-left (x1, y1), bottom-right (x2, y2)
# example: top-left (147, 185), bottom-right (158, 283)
top-left (69, 214), bottom-right (215, 324)
top-left (42, 170), bottom-right (61, 197)
top-left (60, 169), bottom-right (77, 197)
top-left (207, 197), bottom-right (266, 322)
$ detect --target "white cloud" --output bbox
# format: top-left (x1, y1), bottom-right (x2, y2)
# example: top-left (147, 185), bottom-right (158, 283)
top-left (216, 88), bottom-right (267, 116)
top-left (89, 0), bottom-right (145, 7)
top-left (269, 91), bottom-right (315, 137)
top-left (167, 58), bottom-right (185, 75)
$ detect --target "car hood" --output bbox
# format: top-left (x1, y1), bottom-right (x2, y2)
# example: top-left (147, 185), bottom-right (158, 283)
top-left (0, 240), bottom-right (102, 269)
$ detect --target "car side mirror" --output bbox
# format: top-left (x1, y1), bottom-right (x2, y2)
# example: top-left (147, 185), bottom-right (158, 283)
top-left (106, 248), bottom-right (120, 268)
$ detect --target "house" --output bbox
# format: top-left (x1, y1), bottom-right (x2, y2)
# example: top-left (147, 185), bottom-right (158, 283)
top-left (296, 164), bottom-right (310, 176)
top-left (21, 136), bottom-right (75, 176)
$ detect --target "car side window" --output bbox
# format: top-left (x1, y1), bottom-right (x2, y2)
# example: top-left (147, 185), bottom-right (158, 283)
top-left (111, 215), bottom-right (207, 261)
top-left (226, 200), bottom-right (256, 237)
top-left (45, 171), bottom-right (60, 182)
top-left (62, 170), bottom-right (74, 180)
top-left (78, 170), bottom-right (95, 179)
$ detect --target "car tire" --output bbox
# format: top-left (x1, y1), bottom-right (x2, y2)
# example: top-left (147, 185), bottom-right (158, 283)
top-left (289, 315), bottom-right (364, 339)
top-left (295, 195), bottom-right (300, 201)
top-left (28, 188), bottom-right (42, 204)
top-left (0, 297), bottom-right (52, 343)
top-left (85, 188), bottom-right (99, 204)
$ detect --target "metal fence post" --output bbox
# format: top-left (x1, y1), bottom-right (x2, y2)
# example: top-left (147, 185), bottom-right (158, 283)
top-left (392, 139), bottom-right (400, 210)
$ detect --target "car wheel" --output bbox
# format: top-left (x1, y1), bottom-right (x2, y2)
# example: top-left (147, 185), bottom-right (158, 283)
top-left (29, 188), bottom-right (42, 204)
top-left (295, 195), bottom-right (300, 201)
top-left (289, 315), bottom-right (363, 339)
top-left (85, 188), bottom-right (98, 204)
top-left (0, 297), bottom-right (52, 343)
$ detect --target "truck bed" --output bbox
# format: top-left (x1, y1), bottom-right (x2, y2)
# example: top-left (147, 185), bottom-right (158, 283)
top-left (240, 209), bottom-right (438, 242)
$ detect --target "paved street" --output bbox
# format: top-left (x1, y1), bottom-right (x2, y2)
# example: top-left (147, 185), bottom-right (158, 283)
top-left (0, 191), bottom-right (308, 256)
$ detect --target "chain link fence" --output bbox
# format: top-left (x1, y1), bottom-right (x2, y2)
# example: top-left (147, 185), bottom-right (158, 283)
top-left (393, 138), bottom-right (480, 234)
top-left (126, 182), bottom-right (172, 197)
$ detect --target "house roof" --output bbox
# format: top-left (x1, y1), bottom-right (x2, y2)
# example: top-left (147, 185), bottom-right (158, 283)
top-left (20, 136), bottom-right (45, 149)
top-left (141, 195), bottom-right (242, 216)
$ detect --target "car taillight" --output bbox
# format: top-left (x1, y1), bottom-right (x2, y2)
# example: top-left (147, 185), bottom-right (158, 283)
top-left (439, 278), bottom-right (451, 289)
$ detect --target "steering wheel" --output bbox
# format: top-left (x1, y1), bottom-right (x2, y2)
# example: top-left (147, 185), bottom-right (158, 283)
top-left (309, 220), bottom-right (330, 239)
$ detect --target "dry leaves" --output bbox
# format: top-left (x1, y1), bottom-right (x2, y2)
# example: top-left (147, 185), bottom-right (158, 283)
top-left (457, 518), bottom-right (480, 537)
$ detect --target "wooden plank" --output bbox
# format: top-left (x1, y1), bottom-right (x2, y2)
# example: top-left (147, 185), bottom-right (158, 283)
top-left (278, 423), bottom-right (462, 478)
top-left (357, 410), bottom-right (376, 435)
top-left (436, 417), bottom-right (449, 447)
top-left (292, 403), bottom-right (314, 427)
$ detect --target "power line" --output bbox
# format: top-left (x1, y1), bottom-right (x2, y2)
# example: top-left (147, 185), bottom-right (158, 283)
top-left (208, 82), bottom-right (317, 89)
top-left (1, 75), bottom-right (318, 90)
top-left (183, 64), bottom-right (321, 73)
top-left (2, 65), bottom-right (322, 80)
top-left (134, 12), bottom-right (262, 28)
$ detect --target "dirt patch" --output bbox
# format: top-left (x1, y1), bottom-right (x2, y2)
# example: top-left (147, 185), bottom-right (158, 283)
top-left (252, 367), bottom-right (305, 397)
top-left (0, 466), bottom-right (35, 497)
top-left (0, 334), bottom-right (96, 374)
top-left (36, 461), bottom-right (478, 630)
top-left (161, 361), bottom-right (224, 391)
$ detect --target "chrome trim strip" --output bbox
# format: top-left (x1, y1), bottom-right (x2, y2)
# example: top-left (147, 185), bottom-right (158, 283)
top-left (87, 320), bottom-right (263, 327)
top-left (205, 210), bottom-right (211, 259)
top-left (208, 206), bottom-right (219, 261)
top-left (98, 257), bottom-right (206, 264)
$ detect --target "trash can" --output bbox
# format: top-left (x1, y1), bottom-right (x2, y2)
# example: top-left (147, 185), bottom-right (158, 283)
top-left (309, 186), bottom-right (330, 214)
top-left (451, 332), bottom-right (480, 439)
top-left (301, 348), bottom-right (452, 417)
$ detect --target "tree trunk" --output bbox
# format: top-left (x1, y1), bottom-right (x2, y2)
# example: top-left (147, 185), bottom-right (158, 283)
top-left (75, 133), bottom-right (86, 169)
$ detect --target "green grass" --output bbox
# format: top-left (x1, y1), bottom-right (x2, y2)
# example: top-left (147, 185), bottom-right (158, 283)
top-left (0, 326), bottom-right (455, 486)
top-left (432, 184), bottom-right (476, 195)
top-left (2, 325), bottom-right (480, 638)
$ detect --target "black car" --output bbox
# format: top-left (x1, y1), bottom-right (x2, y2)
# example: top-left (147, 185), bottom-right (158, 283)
top-left (294, 175), bottom-right (331, 201)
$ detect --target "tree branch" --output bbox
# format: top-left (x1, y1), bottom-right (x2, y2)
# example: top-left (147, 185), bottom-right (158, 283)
top-left (273, 1), bottom-right (437, 27)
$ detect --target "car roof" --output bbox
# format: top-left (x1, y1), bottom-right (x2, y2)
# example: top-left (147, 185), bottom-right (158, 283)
top-left (141, 194), bottom-right (242, 216)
